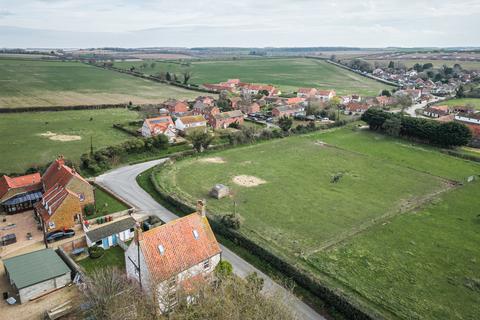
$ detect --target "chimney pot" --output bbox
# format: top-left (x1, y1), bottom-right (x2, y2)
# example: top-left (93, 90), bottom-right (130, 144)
top-left (196, 199), bottom-right (206, 217)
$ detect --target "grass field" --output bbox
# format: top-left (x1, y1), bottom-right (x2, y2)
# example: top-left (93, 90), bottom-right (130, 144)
top-left (115, 58), bottom-right (393, 96)
top-left (435, 98), bottom-right (480, 110)
top-left (155, 126), bottom-right (480, 319)
top-left (0, 59), bottom-right (199, 108)
top-left (0, 109), bottom-right (140, 173)
top-left (91, 188), bottom-right (130, 218)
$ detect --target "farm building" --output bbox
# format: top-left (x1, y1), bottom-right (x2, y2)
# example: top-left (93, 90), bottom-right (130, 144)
top-left (0, 173), bottom-right (42, 214)
top-left (125, 200), bottom-right (221, 312)
top-left (423, 106), bottom-right (450, 118)
top-left (210, 184), bottom-right (230, 199)
top-left (85, 217), bottom-right (136, 249)
top-left (175, 115), bottom-right (207, 134)
top-left (3, 248), bottom-right (71, 304)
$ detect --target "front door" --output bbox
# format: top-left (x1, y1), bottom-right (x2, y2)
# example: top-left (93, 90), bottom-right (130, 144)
top-left (112, 234), bottom-right (118, 246)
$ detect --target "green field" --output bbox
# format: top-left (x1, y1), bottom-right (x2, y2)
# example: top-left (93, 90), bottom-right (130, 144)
top-left (0, 109), bottom-right (140, 173)
top-left (155, 127), bottom-right (480, 319)
top-left (0, 59), bottom-right (199, 108)
top-left (436, 98), bottom-right (480, 110)
top-left (115, 58), bottom-right (393, 96)
top-left (360, 59), bottom-right (480, 71)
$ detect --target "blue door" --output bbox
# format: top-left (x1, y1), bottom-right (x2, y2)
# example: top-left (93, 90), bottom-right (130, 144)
top-left (102, 238), bottom-right (109, 249)
top-left (112, 234), bottom-right (118, 246)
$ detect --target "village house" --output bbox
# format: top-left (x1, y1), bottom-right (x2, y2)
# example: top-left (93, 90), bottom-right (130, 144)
top-left (3, 248), bottom-right (71, 304)
top-left (162, 100), bottom-right (190, 115)
top-left (344, 102), bottom-right (370, 115)
top-left (375, 95), bottom-right (395, 107)
top-left (272, 105), bottom-right (305, 118)
top-left (297, 88), bottom-right (317, 98)
top-left (239, 84), bottom-right (279, 96)
top-left (0, 173), bottom-right (42, 214)
top-left (315, 90), bottom-right (336, 102)
top-left (350, 94), bottom-right (361, 102)
top-left (35, 156), bottom-right (94, 232)
top-left (141, 116), bottom-right (176, 142)
top-left (286, 97), bottom-right (306, 105)
top-left (85, 217), bottom-right (136, 250)
top-left (192, 101), bottom-right (220, 120)
top-left (423, 105), bottom-right (450, 118)
top-left (210, 110), bottom-right (244, 129)
top-left (238, 102), bottom-right (260, 114)
top-left (125, 200), bottom-right (222, 312)
top-left (175, 115), bottom-right (207, 134)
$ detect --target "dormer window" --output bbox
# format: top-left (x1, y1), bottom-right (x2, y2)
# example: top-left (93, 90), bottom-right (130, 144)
top-left (78, 193), bottom-right (85, 202)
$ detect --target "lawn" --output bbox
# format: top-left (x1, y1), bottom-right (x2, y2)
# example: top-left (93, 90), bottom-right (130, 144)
top-left (436, 98), bottom-right (480, 111)
top-left (0, 58), bottom-right (199, 108)
top-left (0, 108), bottom-right (140, 173)
top-left (78, 246), bottom-right (126, 274)
top-left (89, 187), bottom-right (130, 219)
top-left (154, 126), bottom-right (480, 319)
top-left (115, 58), bottom-right (393, 96)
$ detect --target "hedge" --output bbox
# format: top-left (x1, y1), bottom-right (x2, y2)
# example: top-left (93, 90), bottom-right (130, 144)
top-left (149, 162), bottom-right (380, 320)
top-left (0, 103), bottom-right (128, 113)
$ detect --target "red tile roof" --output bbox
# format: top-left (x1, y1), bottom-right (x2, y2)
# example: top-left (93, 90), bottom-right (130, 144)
top-left (0, 173), bottom-right (41, 200)
top-left (144, 116), bottom-right (174, 135)
top-left (42, 157), bottom-right (88, 191)
top-left (286, 97), bottom-right (305, 105)
top-left (139, 212), bottom-right (221, 283)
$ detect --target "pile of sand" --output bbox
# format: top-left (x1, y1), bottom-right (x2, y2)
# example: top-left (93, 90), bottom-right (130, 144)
top-left (199, 157), bottom-right (226, 164)
top-left (232, 175), bottom-right (266, 187)
top-left (39, 131), bottom-right (82, 142)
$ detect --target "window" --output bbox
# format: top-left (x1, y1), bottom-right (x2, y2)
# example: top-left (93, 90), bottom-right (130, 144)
top-left (78, 193), bottom-right (85, 202)
top-left (192, 229), bottom-right (199, 240)
top-left (96, 240), bottom-right (102, 245)
top-left (203, 259), bottom-right (210, 270)
top-left (168, 277), bottom-right (176, 290)
top-left (158, 244), bottom-right (165, 255)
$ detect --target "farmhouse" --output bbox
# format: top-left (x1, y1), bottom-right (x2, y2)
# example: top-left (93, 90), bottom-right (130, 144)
top-left (3, 248), bottom-right (71, 304)
top-left (141, 116), bottom-right (176, 142)
top-left (175, 115), bottom-right (207, 134)
top-left (85, 217), bottom-right (136, 249)
top-left (423, 105), bottom-right (450, 118)
top-left (210, 110), bottom-right (244, 129)
top-left (0, 173), bottom-right (42, 214)
top-left (35, 156), bottom-right (94, 231)
top-left (272, 105), bottom-right (305, 118)
top-left (125, 201), bottom-right (221, 312)
top-left (297, 88), bottom-right (317, 98)
top-left (240, 84), bottom-right (278, 96)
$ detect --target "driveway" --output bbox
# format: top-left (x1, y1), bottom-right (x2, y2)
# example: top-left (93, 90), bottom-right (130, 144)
top-left (95, 159), bottom-right (324, 320)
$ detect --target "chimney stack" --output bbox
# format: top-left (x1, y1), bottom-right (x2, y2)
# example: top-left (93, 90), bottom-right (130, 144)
top-left (134, 222), bottom-right (142, 245)
top-left (196, 199), bottom-right (206, 217)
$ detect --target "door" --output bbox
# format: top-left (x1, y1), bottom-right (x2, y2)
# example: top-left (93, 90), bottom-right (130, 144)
top-left (112, 234), bottom-right (118, 246)
top-left (102, 238), bottom-right (109, 249)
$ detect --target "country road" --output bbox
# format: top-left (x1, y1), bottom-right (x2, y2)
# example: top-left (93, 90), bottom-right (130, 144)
top-left (95, 159), bottom-right (324, 320)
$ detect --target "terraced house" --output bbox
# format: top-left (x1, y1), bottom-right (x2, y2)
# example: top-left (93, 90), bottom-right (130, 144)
top-left (35, 156), bottom-right (94, 231)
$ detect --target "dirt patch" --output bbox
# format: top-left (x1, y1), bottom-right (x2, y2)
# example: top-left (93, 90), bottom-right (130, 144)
top-left (232, 175), bottom-right (266, 187)
top-left (314, 140), bottom-right (328, 147)
top-left (39, 131), bottom-right (82, 142)
top-left (198, 157), bottom-right (226, 164)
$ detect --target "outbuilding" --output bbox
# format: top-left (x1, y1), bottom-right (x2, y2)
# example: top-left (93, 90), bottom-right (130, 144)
top-left (210, 184), bottom-right (230, 199)
top-left (3, 248), bottom-right (71, 304)
top-left (85, 217), bottom-right (136, 249)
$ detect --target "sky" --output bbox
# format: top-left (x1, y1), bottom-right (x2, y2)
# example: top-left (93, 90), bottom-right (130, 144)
top-left (0, 0), bottom-right (479, 48)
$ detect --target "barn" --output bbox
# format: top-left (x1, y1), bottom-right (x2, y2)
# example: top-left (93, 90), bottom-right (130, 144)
top-left (3, 248), bottom-right (71, 304)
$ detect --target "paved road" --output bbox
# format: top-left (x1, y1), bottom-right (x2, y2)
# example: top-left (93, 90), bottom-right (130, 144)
top-left (403, 96), bottom-right (446, 117)
top-left (95, 159), bottom-right (324, 320)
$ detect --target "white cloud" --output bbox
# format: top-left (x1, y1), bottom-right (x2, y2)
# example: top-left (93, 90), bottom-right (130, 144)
top-left (0, 0), bottom-right (479, 47)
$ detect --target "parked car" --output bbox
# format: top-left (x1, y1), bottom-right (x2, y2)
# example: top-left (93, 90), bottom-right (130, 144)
top-left (46, 229), bottom-right (75, 242)
top-left (1, 234), bottom-right (16, 246)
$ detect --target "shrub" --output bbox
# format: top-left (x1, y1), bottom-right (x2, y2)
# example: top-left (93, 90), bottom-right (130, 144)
top-left (84, 203), bottom-right (96, 216)
top-left (215, 260), bottom-right (233, 278)
top-left (88, 246), bottom-right (105, 259)
top-left (221, 212), bottom-right (243, 230)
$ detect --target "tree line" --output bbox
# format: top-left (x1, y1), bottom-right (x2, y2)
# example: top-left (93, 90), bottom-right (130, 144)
top-left (361, 109), bottom-right (472, 147)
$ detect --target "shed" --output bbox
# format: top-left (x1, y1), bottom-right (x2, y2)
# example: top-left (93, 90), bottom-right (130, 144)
top-left (3, 248), bottom-right (71, 304)
top-left (85, 217), bottom-right (136, 249)
top-left (210, 184), bottom-right (230, 199)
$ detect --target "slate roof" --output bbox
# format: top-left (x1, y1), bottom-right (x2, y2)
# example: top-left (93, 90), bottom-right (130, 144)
top-left (86, 217), bottom-right (136, 243)
top-left (139, 213), bottom-right (221, 283)
top-left (213, 110), bottom-right (244, 120)
top-left (3, 248), bottom-right (71, 289)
